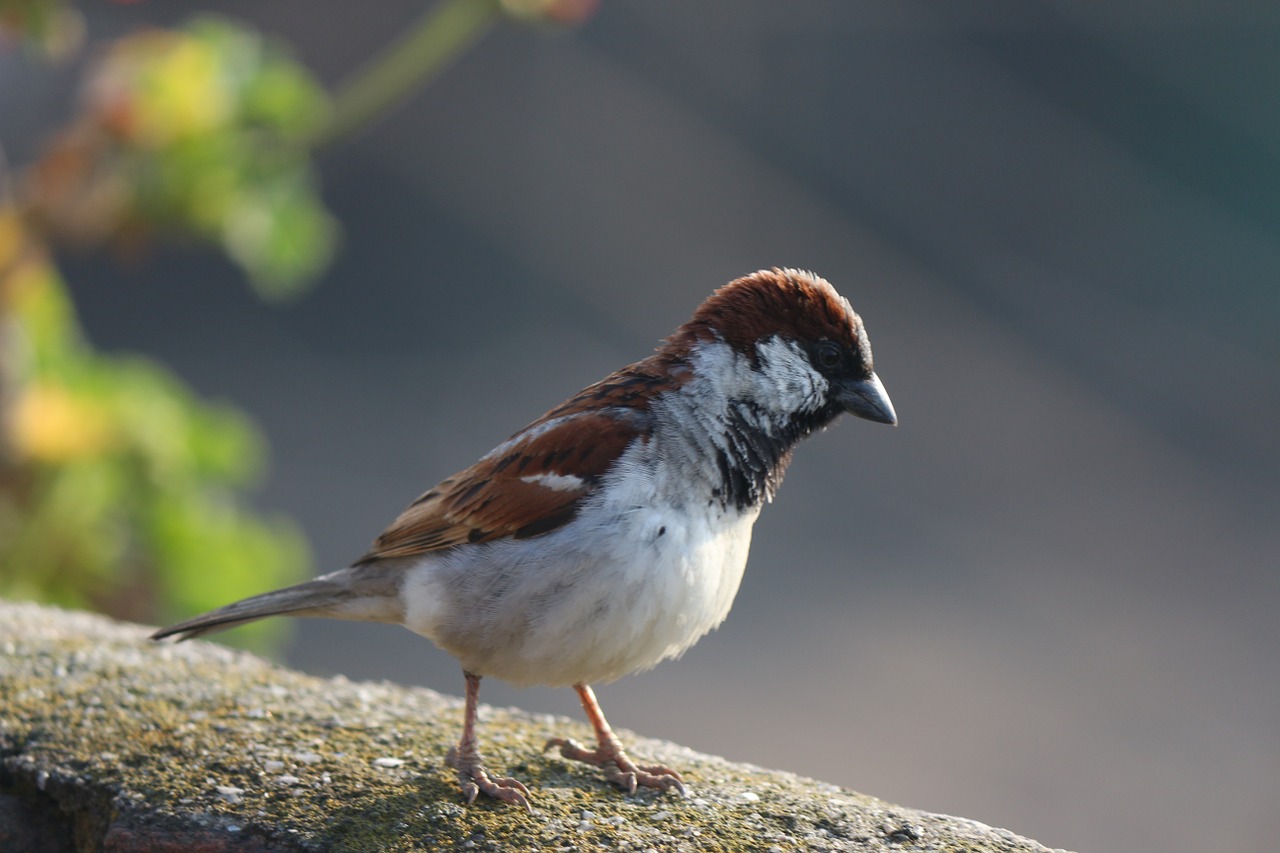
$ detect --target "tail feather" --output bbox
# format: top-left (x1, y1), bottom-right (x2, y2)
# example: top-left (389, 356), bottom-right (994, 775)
top-left (150, 577), bottom-right (348, 641)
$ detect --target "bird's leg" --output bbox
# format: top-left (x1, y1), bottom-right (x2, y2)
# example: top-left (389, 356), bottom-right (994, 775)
top-left (545, 683), bottom-right (687, 796)
top-left (446, 670), bottom-right (531, 812)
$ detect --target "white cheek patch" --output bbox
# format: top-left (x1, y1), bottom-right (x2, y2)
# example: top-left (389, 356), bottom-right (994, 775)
top-left (680, 338), bottom-right (827, 428)
top-left (520, 472), bottom-right (587, 492)
top-left (753, 337), bottom-right (828, 415)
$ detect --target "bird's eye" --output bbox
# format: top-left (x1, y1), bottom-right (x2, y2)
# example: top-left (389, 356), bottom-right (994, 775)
top-left (816, 341), bottom-right (842, 370)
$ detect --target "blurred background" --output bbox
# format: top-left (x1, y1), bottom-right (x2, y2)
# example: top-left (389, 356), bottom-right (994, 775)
top-left (2, 2), bottom-right (1277, 851)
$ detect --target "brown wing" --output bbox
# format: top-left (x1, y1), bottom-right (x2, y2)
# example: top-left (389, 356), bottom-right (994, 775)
top-left (359, 408), bottom-right (648, 562)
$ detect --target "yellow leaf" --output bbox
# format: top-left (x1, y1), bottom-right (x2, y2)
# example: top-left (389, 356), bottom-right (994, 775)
top-left (97, 33), bottom-right (232, 147)
top-left (0, 208), bottom-right (23, 271)
top-left (9, 382), bottom-right (115, 462)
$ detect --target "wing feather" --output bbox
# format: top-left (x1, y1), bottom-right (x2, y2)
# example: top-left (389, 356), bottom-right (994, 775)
top-left (359, 408), bottom-right (647, 562)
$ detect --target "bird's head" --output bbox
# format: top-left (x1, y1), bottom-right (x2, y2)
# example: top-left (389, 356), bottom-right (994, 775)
top-left (670, 267), bottom-right (897, 431)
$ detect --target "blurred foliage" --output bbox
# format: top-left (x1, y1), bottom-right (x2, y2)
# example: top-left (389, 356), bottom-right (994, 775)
top-left (25, 16), bottom-right (336, 298)
top-left (0, 12), bottom-right (333, 650)
top-left (0, 208), bottom-right (309, 649)
top-left (500, 0), bottom-right (599, 26)
top-left (0, 1), bottom-right (599, 651)
top-left (0, 0), bottom-right (84, 58)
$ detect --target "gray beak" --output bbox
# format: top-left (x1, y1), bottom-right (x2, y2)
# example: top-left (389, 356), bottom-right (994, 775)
top-left (837, 372), bottom-right (897, 425)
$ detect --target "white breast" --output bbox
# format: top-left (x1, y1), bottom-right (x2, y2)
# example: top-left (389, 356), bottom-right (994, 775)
top-left (399, 447), bottom-right (761, 688)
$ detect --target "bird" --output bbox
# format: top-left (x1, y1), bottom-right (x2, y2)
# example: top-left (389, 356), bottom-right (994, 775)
top-left (151, 267), bottom-right (897, 812)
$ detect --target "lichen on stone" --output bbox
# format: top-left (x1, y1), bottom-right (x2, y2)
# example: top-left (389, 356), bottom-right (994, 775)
top-left (0, 601), bottom-right (1070, 852)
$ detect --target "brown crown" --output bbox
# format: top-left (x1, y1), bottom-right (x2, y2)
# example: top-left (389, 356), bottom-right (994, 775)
top-left (670, 268), bottom-right (872, 372)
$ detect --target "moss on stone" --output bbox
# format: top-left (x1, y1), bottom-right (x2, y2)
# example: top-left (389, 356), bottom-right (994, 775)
top-left (1, 601), bottom-right (1069, 852)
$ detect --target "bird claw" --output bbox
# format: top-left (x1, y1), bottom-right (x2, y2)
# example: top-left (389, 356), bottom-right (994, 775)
top-left (449, 746), bottom-right (532, 812)
top-left (545, 737), bottom-right (688, 797)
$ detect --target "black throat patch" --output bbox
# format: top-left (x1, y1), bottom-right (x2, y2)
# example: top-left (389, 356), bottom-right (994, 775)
top-left (711, 400), bottom-right (841, 511)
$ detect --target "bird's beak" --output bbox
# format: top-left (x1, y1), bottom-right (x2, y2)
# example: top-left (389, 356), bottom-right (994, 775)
top-left (837, 372), bottom-right (897, 426)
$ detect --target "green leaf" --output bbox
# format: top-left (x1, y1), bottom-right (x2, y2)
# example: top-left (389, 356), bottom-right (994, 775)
top-left (222, 174), bottom-right (338, 300)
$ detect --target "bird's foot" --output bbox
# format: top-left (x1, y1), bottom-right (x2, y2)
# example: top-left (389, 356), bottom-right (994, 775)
top-left (447, 745), bottom-right (532, 813)
top-left (545, 736), bottom-right (687, 796)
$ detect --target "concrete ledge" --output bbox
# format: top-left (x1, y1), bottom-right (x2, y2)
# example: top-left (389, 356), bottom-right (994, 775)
top-left (0, 600), bottom-right (1070, 852)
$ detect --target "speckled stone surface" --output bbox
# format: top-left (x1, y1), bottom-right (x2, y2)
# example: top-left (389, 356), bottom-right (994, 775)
top-left (0, 600), bottom-right (1070, 852)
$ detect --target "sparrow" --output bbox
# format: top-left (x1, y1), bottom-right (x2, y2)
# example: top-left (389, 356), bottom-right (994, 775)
top-left (151, 267), bottom-right (897, 811)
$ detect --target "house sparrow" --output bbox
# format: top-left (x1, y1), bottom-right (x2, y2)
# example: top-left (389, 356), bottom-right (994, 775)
top-left (151, 268), bottom-right (897, 811)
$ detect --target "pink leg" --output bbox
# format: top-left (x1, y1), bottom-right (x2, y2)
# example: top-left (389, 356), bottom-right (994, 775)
top-left (546, 684), bottom-right (687, 796)
top-left (446, 671), bottom-right (531, 812)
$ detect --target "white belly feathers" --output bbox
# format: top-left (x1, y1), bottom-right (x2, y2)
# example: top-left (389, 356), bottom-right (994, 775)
top-left (399, 489), bottom-right (758, 688)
